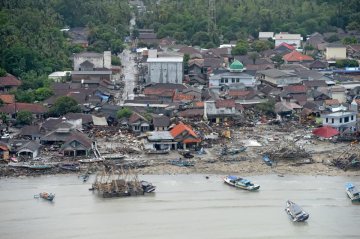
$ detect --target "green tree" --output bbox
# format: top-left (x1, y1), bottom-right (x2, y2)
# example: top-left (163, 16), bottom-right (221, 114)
top-left (255, 99), bottom-right (276, 116)
top-left (335, 59), bottom-right (359, 68)
top-left (16, 111), bottom-right (33, 125)
top-left (232, 41), bottom-right (249, 55)
top-left (111, 55), bottom-right (121, 66)
top-left (116, 107), bottom-right (132, 119)
top-left (271, 54), bottom-right (284, 68)
top-left (34, 87), bottom-right (53, 101)
top-left (48, 96), bottom-right (81, 117)
top-left (325, 34), bottom-right (340, 43)
top-left (0, 112), bottom-right (9, 125)
top-left (0, 68), bottom-right (6, 77)
top-left (342, 37), bottom-right (357, 45)
top-left (249, 52), bottom-right (259, 64)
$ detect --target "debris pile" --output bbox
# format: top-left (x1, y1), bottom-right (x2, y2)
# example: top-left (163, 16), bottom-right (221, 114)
top-left (263, 140), bottom-right (311, 161)
top-left (332, 145), bottom-right (360, 170)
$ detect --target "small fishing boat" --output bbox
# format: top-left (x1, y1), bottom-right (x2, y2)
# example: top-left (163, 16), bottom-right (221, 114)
top-left (60, 163), bottom-right (80, 171)
top-left (34, 192), bottom-right (55, 201)
top-left (141, 181), bottom-right (156, 193)
top-left (78, 158), bottom-right (104, 163)
top-left (262, 154), bottom-right (273, 166)
top-left (27, 164), bottom-right (53, 170)
top-left (169, 159), bottom-right (194, 167)
top-left (223, 175), bottom-right (260, 191)
top-left (285, 200), bottom-right (309, 222)
top-left (345, 183), bottom-right (360, 202)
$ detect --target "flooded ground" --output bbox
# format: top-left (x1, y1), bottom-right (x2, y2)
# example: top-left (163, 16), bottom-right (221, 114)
top-left (0, 174), bottom-right (359, 239)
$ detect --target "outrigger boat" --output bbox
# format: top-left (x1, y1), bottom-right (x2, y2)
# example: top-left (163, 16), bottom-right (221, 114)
top-left (34, 192), bottom-right (55, 201)
top-left (285, 200), bottom-right (309, 222)
top-left (223, 175), bottom-right (260, 191)
top-left (345, 183), bottom-right (360, 202)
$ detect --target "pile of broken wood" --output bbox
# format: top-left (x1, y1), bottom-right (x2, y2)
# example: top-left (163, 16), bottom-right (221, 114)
top-left (332, 145), bottom-right (360, 170)
top-left (263, 140), bottom-right (311, 161)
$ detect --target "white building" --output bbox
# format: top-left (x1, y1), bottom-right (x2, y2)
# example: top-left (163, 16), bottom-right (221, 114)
top-left (48, 71), bottom-right (71, 82)
top-left (73, 51), bottom-right (111, 71)
top-left (275, 33), bottom-right (302, 48)
top-left (259, 32), bottom-right (274, 40)
top-left (326, 44), bottom-right (347, 60)
top-left (321, 111), bottom-right (357, 132)
top-left (209, 60), bottom-right (257, 92)
top-left (147, 57), bottom-right (183, 84)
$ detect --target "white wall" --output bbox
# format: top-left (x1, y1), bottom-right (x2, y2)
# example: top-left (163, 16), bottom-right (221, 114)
top-left (148, 62), bottom-right (183, 84)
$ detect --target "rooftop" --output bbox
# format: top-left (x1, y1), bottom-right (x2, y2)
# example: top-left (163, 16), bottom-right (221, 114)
top-left (147, 57), bottom-right (183, 63)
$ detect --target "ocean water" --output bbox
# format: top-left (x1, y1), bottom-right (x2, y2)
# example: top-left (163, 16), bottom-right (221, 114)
top-left (0, 174), bottom-right (359, 239)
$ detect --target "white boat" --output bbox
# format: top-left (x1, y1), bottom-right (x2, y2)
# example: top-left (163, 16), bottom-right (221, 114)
top-left (345, 183), bottom-right (360, 202)
top-left (285, 200), bottom-right (309, 222)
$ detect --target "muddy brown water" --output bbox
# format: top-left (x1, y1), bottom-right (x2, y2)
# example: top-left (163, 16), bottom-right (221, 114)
top-left (0, 174), bottom-right (359, 239)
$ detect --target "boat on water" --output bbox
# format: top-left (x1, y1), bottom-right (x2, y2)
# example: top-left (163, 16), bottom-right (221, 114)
top-left (262, 154), bottom-right (273, 166)
top-left (60, 163), bottom-right (80, 171)
top-left (34, 192), bottom-right (55, 201)
top-left (345, 183), bottom-right (360, 202)
top-left (91, 166), bottom-right (156, 198)
top-left (223, 175), bottom-right (260, 191)
top-left (141, 181), bottom-right (156, 193)
top-left (285, 200), bottom-right (309, 222)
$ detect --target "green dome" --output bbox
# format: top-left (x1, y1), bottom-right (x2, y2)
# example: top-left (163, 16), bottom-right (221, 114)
top-left (230, 60), bottom-right (244, 70)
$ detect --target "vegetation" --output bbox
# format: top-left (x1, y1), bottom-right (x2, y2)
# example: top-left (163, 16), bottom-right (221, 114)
top-left (117, 108), bottom-right (132, 119)
top-left (139, 0), bottom-right (360, 47)
top-left (111, 56), bottom-right (121, 66)
top-left (335, 59), bottom-right (359, 68)
top-left (16, 111), bottom-right (33, 125)
top-left (255, 99), bottom-right (276, 116)
top-left (48, 96), bottom-right (81, 117)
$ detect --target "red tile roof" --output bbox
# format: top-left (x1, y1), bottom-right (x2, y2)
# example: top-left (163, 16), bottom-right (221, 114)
top-left (215, 99), bottom-right (235, 108)
top-left (324, 99), bottom-right (340, 105)
top-left (173, 93), bottom-right (195, 101)
top-left (283, 51), bottom-right (314, 62)
top-left (170, 122), bottom-right (200, 143)
top-left (0, 74), bottom-right (21, 87)
top-left (0, 103), bottom-right (47, 114)
top-left (143, 88), bottom-right (175, 97)
top-left (276, 42), bottom-right (296, 51)
top-left (283, 85), bottom-right (307, 93)
top-left (0, 94), bottom-right (15, 104)
top-left (193, 101), bottom-right (204, 108)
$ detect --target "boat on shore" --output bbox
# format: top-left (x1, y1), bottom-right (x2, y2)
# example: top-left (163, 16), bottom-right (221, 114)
top-left (79, 158), bottom-right (104, 163)
top-left (169, 159), bottom-right (194, 167)
top-left (285, 200), bottom-right (309, 222)
top-left (262, 155), bottom-right (273, 166)
top-left (60, 163), bottom-right (80, 171)
top-left (223, 175), bottom-right (260, 191)
top-left (345, 183), bottom-right (360, 202)
top-left (27, 163), bottom-right (53, 170)
top-left (34, 192), bottom-right (55, 201)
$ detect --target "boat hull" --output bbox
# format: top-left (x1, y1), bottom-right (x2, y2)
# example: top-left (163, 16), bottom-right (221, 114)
top-left (285, 200), bottom-right (309, 222)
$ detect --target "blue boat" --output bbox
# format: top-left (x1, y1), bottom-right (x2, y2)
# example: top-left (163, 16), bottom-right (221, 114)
top-left (224, 175), bottom-right (260, 191)
top-left (285, 200), bottom-right (309, 222)
top-left (345, 183), bottom-right (360, 202)
top-left (263, 155), bottom-right (273, 166)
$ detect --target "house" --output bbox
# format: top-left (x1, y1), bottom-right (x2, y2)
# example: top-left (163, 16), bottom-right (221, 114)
top-left (274, 33), bottom-right (302, 48)
top-left (259, 32), bottom-right (274, 41)
top-left (303, 80), bottom-right (328, 90)
top-left (257, 69), bottom-right (301, 87)
top-left (19, 126), bottom-right (42, 140)
top-left (138, 29), bottom-right (158, 45)
top-left (152, 115), bottom-right (170, 131)
top-left (178, 46), bottom-right (201, 56)
top-left (274, 43), bottom-right (296, 55)
top-left (275, 101), bottom-right (302, 115)
top-left (147, 57), bottom-right (183, 84)
top-left (306, 32), bottom-right (326, 50)
top-left (16, 141), bottom-right (41, 159)
top-left (73, 51), bottom-right (111, 71)
top-left (329, 86), bottom-right (346, 103)
top-left (326, 44), bottom-right (347, 60)
top-left (60, 130), bottom-right (94, 157)
top-left (283, 51), bottom-right (314, 64)
top-left (0, 103), bottom-right (47, 119)
top-left (209, 60), bottom-right (257, 92)
top-left (204, 99), bottom-right (237, 123)
top-left (308, 60), bottom-right (329, 70)
top-left (0, 94), bottom-right (15, 104)
top-left (177, 108), bottom-right (204, 119)
top-left (48, 71), bottom-right (71, 82)
top-left (145, 131), bottom-right (177, 151)
top-left (0, 74), bottom-right (21, 92)
top-left (321, 111), bottom-right (357, 132)
top-left (170, 122), bottom-right (201, 149)
top-left (127, 112), bottom-right (150, 133)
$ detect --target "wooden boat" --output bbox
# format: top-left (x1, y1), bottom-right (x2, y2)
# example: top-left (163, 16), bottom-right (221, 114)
top-left (262, 154), bottom-right (273, 166)
top-left (345, 183), bottom-right (360, 202)
top-left (78, 158), bottom-right (104, 163)
top-left (223, 175), bottom-right (260, 191)
top-left (60, 163), bottom-right (80, 171)
top-left (285, 200), bottom-right (309, 222)
top-left (34, 192), bottom-right (55, 201)
top-left (27, 163), bottom-right (53, 170)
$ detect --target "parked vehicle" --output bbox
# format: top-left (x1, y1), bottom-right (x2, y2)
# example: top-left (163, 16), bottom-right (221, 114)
top-left (345, 183), bottom-right (360, 202)
top-left (262, 154), bottom-right (273, 166)
top-left (223, 175), bottom-right (260, 191)
top-left (285, 200), bottom-right (309, 222)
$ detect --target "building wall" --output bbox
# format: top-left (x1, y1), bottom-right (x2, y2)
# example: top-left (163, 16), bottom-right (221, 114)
top-left (326, 47), bottom-right (346, 60)
top-left (73, 51), bottom-right (111, 70)
top-left (330, 92), bottom-right (346, 104)
top-left (209, 75), bottom-right (257, 88)
top-left (148, 62), bottom-right (183, 84)
top-left (322, 113), bottom-right (357, 131)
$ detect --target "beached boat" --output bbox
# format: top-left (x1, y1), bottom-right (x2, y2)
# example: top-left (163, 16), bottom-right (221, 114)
top-left (220, 146), bottom-right (247, 156)
top-left (262, 154), bottom-right (273, 166)
top-left (223, 175), bottom-right (260, 191)
top-left (78, 158), bottom-right (104, 163)
top-left (60, 163), bottom-right (80, 171)
top-left (345, 183), bottom-right (360, 202)
top-left (285, 200), bottom-right (309, 222)
top-left (141, 181), bottom-right (156, 193)
top-left (34, 192), bottom-right (55, 201)
top-left (27, 164), bottom-right (53, 170)
top-left (169, 159), bottom-right (194, 167)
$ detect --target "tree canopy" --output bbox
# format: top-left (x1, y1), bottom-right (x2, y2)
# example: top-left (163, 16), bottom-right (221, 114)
top-left (48, 96), bottom-right (81, 117)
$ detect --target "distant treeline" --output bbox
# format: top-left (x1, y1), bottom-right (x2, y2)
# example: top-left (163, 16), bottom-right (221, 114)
top-left (137, 0), bottom-right (360, 47)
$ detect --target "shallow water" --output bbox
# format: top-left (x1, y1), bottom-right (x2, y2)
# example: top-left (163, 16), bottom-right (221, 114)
top-left (0, 174), bottom-right (359, 239)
